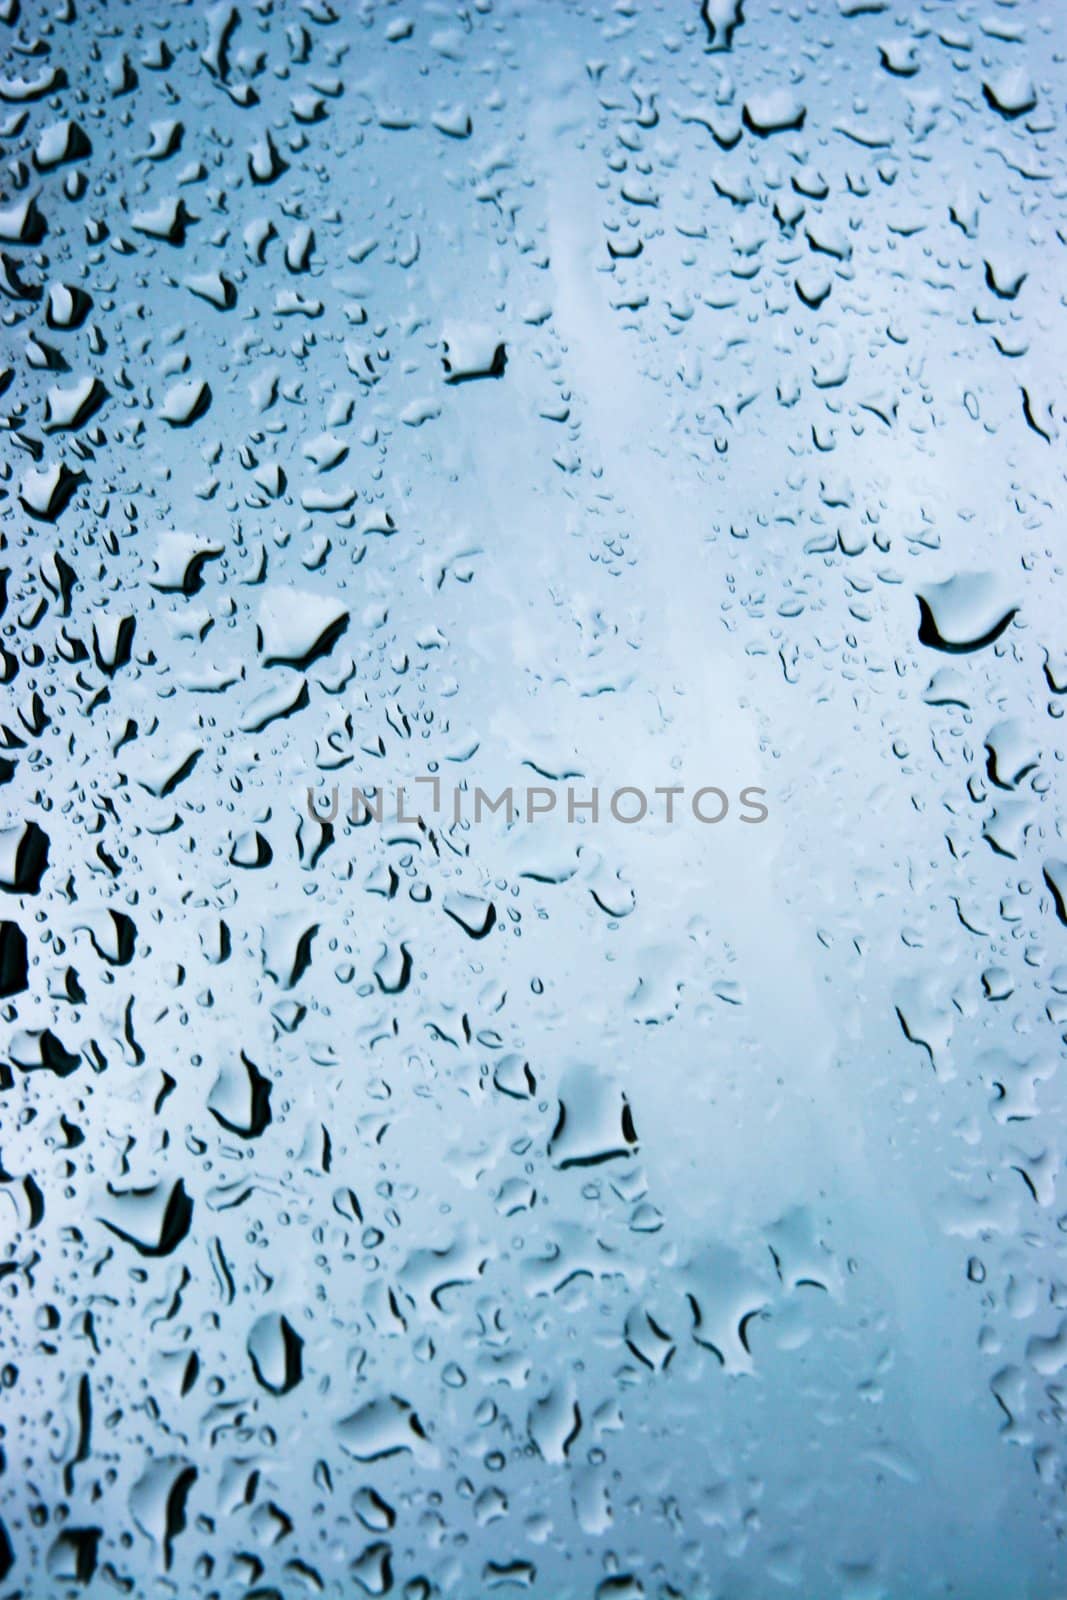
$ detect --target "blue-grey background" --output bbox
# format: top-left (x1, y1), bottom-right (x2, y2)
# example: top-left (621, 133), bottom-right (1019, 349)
top-left (0, 0), bottom-right (1065, 1595)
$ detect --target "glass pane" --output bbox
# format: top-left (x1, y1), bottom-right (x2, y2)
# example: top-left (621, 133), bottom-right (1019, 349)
top-left (1, 1), bottom-right (1063, 1595)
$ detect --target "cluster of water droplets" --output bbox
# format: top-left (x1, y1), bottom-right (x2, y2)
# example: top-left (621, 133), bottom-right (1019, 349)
top-left (0, 0), bottom-right (1065, 1596)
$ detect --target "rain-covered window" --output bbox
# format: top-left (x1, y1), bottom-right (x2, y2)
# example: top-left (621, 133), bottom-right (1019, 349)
top-left (1, 1), bottom-right (1065, 1595)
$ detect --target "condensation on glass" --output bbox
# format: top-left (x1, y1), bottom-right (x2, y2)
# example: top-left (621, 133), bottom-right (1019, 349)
top-left (0, 0), bottom-right (1064, 1596)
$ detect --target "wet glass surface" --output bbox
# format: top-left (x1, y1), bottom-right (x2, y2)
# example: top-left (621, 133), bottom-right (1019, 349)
top-left (0, 1), bottom-right (1065, 1595)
